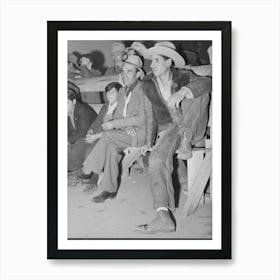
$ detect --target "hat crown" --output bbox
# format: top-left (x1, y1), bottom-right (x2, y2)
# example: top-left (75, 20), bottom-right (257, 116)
top-left (154, 41), bottom-right (176, 50)
top-left (112, 42), bottom-right (126, 52)
top-left (124, 54), bottom-right (143, 69)
top-left (146, 41), bottom-right (185, 68)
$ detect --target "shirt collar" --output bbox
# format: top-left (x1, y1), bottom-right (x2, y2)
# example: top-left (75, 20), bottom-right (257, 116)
top-left (124, 80), bottom-right (138, 96)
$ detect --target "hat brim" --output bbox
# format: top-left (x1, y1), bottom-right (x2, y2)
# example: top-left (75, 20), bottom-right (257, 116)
top-left (146, 46), bottom-right (185, 68)
top-left (122, 60), bottom-right (145, 78)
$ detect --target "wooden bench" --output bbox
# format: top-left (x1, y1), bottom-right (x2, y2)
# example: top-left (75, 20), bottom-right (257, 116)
top-left (181, 148), bottom-right (212, 219)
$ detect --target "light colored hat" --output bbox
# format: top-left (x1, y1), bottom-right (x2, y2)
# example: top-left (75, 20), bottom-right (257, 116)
top-left (122, 54), bottom-right (145, 79)
top-left (147, 41), bottom-right (185, 68)
top-left (112, 42), bottom-right (126, 53)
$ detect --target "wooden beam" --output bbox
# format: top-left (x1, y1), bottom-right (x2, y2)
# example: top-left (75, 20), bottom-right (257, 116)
top-left (181, 150), bottom-right (212, 219)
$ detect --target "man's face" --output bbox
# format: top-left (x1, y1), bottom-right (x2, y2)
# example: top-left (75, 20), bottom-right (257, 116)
top-left (150, 54), bottom-right (171, 77)
top-left (106, 88), bottom-right (118, 103)
top-left (80, 57), bottom-right (91, 66)
top-left (121, 63), bottom-right (138, 86)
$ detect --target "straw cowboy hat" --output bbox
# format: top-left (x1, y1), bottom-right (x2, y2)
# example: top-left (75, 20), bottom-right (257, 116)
top-left (147, 41), bottom-right (185, 68)
top-left (122, 54), bottom-right (145, 79)
top-left (111, 42), bottom-right (126, 53)
top-left (126, 41), bottom-right (147, 56)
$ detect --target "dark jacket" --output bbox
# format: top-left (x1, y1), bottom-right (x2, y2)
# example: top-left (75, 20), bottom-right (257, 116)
top-left (142, 68), bottom-right (212, 133)
top-left (68, 102), bottom-right (97, 144)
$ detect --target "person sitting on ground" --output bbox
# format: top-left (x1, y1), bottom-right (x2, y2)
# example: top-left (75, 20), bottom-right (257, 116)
top-left (68, 81), bottom-right (97, 173)
top-left (78, 55), bottom-right (154, 202)
top-left (104, 42), bottom-right (127, 76)
top-left (79, 53), bottom-right (102, 78)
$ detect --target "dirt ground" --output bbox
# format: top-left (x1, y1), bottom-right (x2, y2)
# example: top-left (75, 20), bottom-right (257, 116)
top-left (68, 168), bottom-right (212, 239)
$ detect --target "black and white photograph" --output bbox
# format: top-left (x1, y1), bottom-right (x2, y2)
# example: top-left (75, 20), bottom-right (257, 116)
top-left (48, 21), bottom-right (231, 259)
top-left (67, 39), bottom-right (213, 238)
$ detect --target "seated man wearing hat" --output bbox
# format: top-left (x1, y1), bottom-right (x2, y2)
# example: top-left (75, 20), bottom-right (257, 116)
top-left (68, 81), bottom-right (98, 172)
top-left (78, 55), bottom-right (154, 202)
top-left (79, 53), bottom-right (102, 78)
top-left (104, 42), bottom-right (127, 76)
top-left (136, 41), bottom-right (212, 234)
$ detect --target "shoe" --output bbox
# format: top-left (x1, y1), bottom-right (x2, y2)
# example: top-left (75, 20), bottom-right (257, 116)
top-left (82, 172), bottom-right (98, 193)
top-left (135, 210), bottom-right (176, 234)
top-left (68, 172), bottom-right (80, 187)
top-left (83, 183), bottom-right (98, 194)
top-left (91, 191), bottom-right (117, 203)
top-left (78, 171), bottom-right (93, 180)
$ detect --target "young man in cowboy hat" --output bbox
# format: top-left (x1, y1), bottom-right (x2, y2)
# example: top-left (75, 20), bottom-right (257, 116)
top-left (136, 41), bottom-right (212, 234)
top-left (78, 54), bottom-right (154, 202)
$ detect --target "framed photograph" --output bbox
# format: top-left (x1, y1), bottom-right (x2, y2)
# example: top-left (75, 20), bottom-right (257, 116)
top-left (47, 21), bottom-right (231, 259)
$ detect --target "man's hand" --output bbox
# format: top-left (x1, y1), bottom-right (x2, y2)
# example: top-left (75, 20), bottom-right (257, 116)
top-left (140, 145), bottom-right (151, 156)
top-left (85, 133), bottom-right (98, 144)
top-left (87, 128), bottom-right (94, 135)
top-left (102, 121), bottom-right (115, 130)
top-left (167, 88), bottom-right (194, 109)
top-left (80, 57), bottom-right (89, 66)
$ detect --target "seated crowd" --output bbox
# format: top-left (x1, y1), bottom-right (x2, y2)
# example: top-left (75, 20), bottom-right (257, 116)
top-left (67, 41), bottom-right (212, 234)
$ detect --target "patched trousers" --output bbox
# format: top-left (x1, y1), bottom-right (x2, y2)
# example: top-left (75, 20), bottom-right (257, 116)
top-left (149, 93), bottom-right (210, 210)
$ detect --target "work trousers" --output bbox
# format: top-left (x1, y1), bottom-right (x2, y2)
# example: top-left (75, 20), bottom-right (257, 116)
top-left (149, 93), bottom-right (210, 210)
top-left (83, 130), bottom-right (133, 192)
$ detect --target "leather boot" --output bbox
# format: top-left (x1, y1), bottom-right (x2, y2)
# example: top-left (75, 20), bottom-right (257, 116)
top-left (83, 172), bottom-right (98, 194)
top-left (135, 210), bottom-right (176, 234)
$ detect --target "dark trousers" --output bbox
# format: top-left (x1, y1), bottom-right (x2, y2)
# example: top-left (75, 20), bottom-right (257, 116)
top-left (68, 138), bottom-right (94, 172)
top-left (149, 93), bottom-right (210, 210)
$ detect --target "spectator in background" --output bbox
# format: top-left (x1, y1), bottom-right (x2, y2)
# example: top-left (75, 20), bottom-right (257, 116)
top-left (79, 53), bottom-right (102, 78)
top-left (104, 42), bottom-right (127, 76)
top-left (68, 53), bottom-right (81, 79)
top-left (68, 81), bottom-right (97, 173)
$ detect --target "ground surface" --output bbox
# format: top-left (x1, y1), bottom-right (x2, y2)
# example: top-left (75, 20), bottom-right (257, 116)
top-left (68, 168), bottom-right (212, 239)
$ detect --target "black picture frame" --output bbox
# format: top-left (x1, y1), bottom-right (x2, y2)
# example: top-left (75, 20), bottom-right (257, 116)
top-left (47, 21), bottom-right (231, 259)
